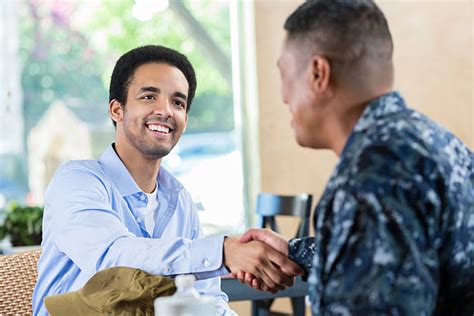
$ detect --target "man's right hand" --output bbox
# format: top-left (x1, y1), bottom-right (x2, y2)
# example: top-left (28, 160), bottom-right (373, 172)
top-left (231, 229), bottom-right (301, 291)
top-left (223, 236), bottom-right (303, 293)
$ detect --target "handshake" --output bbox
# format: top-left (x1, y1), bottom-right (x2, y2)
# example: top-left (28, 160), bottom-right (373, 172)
top-left (223, 229), bottom-right (304, 293)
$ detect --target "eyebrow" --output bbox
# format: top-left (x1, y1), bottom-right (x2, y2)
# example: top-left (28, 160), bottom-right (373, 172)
top-left (174, 91), bottom-right (187, 101)
top-left (139, 86), bottom-right (160, 94)
top-left (138, 86), bottom-right (187, 101)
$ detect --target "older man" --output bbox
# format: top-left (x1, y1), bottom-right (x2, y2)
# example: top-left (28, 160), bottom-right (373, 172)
top-left (239, 1), bottom-right (474, 315)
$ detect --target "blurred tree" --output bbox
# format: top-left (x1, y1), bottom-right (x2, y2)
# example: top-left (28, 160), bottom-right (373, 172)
top-left (20, 0), bottom-right (234, 135)
top-left (81, 0), bottom-right (234, 132)
top-left (19, 1), bottom-right (108, 134)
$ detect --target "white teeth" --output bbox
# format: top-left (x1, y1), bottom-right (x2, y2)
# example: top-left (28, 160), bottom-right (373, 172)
top-left (148, 124), bottom-right (170, 133)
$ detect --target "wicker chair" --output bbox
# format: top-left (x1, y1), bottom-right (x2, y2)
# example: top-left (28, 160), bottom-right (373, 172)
top-left (0, 249), bottom-right (41, 315)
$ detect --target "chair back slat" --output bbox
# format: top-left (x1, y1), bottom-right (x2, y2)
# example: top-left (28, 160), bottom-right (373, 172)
top-left (264, 216), bottom-right (280, 233)
top-left (256, 193), bottom-right (313, 238)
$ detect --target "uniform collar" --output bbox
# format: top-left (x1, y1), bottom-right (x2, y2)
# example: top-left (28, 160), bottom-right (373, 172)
top-left (340, 91), bottom-right (406, 157)
top-left (353, 91), bottom-right (406, 133)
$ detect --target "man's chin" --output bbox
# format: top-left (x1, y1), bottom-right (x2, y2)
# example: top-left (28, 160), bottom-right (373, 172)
top-left (140, 146), bottom-right (173, 160)
top-left (295, 137), bottom-right (309, 148)
top-left (293, 129), bottom-right (305, 146)
top-left (294, 132), bottom-right (315, 149)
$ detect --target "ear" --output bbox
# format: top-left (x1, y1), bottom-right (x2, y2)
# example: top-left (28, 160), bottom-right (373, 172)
top-left (310, 55), bottom-right (331, 93)
top-left (109, 99), bottom-right (123, 125)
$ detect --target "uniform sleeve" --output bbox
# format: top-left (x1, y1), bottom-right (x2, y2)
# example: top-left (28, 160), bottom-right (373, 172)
top-left (288, 236), bottom-right (317, 280)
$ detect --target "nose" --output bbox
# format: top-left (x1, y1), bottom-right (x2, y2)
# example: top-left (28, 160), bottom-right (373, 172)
top-left (152, 96), bottom-right (173, 118)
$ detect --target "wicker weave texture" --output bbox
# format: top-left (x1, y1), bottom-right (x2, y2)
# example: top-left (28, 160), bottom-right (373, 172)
top-left (0, 249), bottom-right (41, 316)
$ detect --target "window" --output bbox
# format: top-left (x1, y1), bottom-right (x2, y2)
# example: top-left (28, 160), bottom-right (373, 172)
top-left (0, 0), bottom-right (248, 237)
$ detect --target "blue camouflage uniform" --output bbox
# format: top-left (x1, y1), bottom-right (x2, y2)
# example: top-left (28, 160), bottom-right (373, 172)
top-left (288, 92), bottom-right (474, 315)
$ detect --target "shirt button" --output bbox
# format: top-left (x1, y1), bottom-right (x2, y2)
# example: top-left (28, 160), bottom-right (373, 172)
top-left (139, 194), bottom-right (146, 201)
top-left (203, 259), bottom-right (210, 268)
top-left (137, 217), bottom-right (142, 223)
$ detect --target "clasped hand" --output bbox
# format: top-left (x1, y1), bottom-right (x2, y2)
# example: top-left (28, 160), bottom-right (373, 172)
top-left (223, 228), bottom-right (303, 293)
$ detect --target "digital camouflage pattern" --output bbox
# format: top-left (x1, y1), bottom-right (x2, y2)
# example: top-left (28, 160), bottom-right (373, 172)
top-left (289, 92), bottom-right (474, 315)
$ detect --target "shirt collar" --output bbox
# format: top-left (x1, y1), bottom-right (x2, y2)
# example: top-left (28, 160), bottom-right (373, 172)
top-left (340, 91), bottom-right (406, 156)
top-left (99, 144), bottom-right (183, 197)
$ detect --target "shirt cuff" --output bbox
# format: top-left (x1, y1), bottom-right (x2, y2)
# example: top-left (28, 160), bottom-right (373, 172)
top-left (288, 237), bottom-right (314, 281)
top-left (190, 234), bottom-right (228, 280)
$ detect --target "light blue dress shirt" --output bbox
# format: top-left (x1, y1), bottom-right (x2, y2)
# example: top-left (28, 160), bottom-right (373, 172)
top-left (32, 145), bottom-right (232, 315)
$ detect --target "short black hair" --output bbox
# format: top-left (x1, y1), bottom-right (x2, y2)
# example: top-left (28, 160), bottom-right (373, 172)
top-left (284, 0), bottom-right (393, 86)
top-left (109, 45), bottom-right (197, 126)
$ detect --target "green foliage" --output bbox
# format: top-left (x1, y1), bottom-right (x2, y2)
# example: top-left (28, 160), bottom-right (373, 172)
top-left (188, 92), bottom-right (234, 132)
top-left (0, 203), bottom-right (43, 246)
top-left (84, 0), bottom-right (231, 95)
top-left (19, 1), bottom-right (108, 134)
top-left (19, 0), bottom-right (235, 135)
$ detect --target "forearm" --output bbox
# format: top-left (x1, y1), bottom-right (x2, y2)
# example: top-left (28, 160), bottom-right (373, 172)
top-left (54, 223), bottom-right (227, 278)
top-left (288, 236), bottom-right (316, 278)
top-left (107, 235), bottom-right (226, 276)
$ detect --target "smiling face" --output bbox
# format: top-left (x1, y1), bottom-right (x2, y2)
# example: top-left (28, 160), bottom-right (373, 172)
top-left (111, 62), bottom-right (188, 160)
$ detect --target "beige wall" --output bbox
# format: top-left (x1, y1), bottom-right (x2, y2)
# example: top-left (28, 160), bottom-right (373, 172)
top-left (255, 0), bottom-right (338, 201)
top-left (256, 0), bottom-right (473, 206)
top-left (381, 0), bottom-right (473, 143)
top-left (229, 2), bottom-right (472, 314)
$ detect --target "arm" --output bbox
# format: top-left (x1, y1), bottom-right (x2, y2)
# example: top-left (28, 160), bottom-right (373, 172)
top-left (288, 236), bottom-right (316, 276)
top-left (190, 214), bottom-right (237, 316)
top-left (184, 203), bottom-right (298, 315)
top-left (47, 166), bottom-right (225, 277)
top-left (235, 229), bottom-right (311, 291)
top-left (312, 187), bottom-right (439, 315)
top-left (47, 165), bottom-right (300, 294)
top-left (223, 235), bottom-right (303, 292)
top-left (312, 143), bottom-right (441, 315)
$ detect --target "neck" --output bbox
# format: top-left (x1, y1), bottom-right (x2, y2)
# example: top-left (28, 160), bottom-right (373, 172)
top-left (325, 87), bottom-right (391, 156)
top-left (113, 140), bottom-right (160, 194)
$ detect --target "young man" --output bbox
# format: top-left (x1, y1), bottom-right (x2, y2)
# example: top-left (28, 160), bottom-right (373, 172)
top-left (239, 1), bottom-right (474, 315)
top-left (32, 45), bottom-right (302, 315)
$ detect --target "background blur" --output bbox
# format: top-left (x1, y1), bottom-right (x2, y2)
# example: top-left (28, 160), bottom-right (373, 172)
top-left (0, 0), bottom-right (472, 314)
top-left (0, 0), bottom-right (246, 241)
top-left (1, 0), bottom-right (472, 239)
